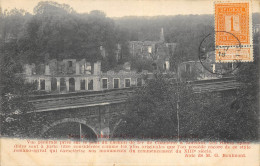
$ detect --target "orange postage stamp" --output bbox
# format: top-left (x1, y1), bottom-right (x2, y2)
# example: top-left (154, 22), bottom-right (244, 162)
top-left (215, 0), bottom-right (253, 62)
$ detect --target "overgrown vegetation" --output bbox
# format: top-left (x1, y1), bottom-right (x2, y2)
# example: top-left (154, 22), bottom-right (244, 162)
top-left (113, 32), bottom-right (259, 141)
top-left (114, 72), bottom-right (258, 141)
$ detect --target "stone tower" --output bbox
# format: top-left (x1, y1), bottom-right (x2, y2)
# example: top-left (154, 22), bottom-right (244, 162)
top-left (159, 28), bottom-right (165, 43)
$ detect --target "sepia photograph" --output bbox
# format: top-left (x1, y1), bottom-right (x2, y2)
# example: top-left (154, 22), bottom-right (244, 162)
top-left (0, 0), bottom-right (259, 165)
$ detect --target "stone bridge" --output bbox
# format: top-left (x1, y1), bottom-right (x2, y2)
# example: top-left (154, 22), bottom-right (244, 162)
top-left (26, 77), bottom-right (241, 140)
top-left (27, 89), bottom-right (133, 140)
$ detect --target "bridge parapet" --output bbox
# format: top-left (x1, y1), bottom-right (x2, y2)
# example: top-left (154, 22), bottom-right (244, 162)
top-left (28, 88), bottom-right (134, 113)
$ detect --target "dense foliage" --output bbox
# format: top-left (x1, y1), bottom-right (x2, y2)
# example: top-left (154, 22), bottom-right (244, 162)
top-left (114, 73), bottom-right (258, 141)
top-left (1, 2), bottom-right (132, 72)
top-left (0, 36), bottom-right (37, 137)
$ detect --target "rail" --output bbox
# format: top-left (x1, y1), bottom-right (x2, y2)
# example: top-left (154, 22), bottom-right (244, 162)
top-left (28, 78), bottom-right (241, 112)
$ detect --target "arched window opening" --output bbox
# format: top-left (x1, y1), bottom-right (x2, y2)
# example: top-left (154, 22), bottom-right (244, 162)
top-left (40, 79), bottom-right (45, 90)
top-left (51, 78), bottom-right (57, 91)
top-left (80, 79), bottom-right (86, 90)
top-left (69, 78), bottom-right (75, 92)
top-left (88, 79), bottom-right (93, 90)
top-left (60, 78), bottom-right (66, 92)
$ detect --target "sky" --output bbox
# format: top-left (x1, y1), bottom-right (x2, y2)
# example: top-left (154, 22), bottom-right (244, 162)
top-left (1, 0), bottom-right (260, 17)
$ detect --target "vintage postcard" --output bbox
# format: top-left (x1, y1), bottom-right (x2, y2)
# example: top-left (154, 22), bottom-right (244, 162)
top-left (0, 0), bottom-right (259, 166)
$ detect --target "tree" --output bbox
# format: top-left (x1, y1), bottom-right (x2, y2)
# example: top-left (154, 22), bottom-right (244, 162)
top-left (0, 40), bottom-right (36, 137)
top-left (230, 32), bottom-right (260, 141)
top-left (33, 1), bottom-right (74, 15)
top-left (9, 1), bottom-right (127, 71)
top-left (113, 73), bottom-right (194, 139)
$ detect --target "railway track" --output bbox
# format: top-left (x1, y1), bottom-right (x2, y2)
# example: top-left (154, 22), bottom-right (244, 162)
top-left (28, 89), bottom-right (134, 113)
top-left (192, 79), bottom-right (241, 93)
top-left (29, 78), bottom-right (241, 113)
